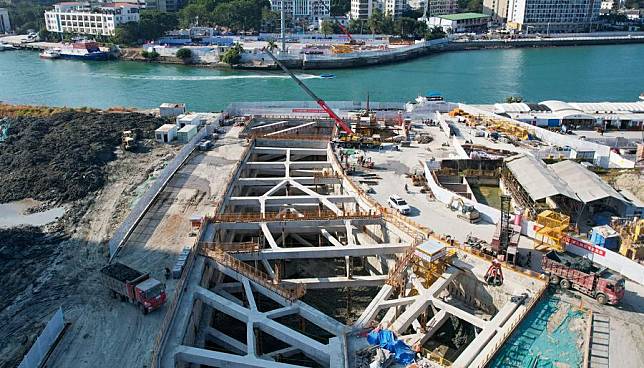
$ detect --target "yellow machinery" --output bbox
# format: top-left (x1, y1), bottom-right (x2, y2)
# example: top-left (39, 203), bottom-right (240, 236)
top-left (616, 218), bottom-right (644, 261)
top-left (534, 210), bottom-right (570, 252)
top-left (331, 44), bottom-right (353, 54)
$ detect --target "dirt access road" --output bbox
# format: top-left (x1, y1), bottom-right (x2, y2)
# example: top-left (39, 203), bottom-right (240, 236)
top-left (0, 143), bottom-right (176, 368)
top-left (46, 127), bottom-right (246, 368)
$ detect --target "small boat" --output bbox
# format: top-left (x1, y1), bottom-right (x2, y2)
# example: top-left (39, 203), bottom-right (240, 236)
top-left (0, 43), bottom-right (17, 51)
top-left (320, 73), bottom-right (335, 79)
top-left (40, 49), bottom-right (61, 59)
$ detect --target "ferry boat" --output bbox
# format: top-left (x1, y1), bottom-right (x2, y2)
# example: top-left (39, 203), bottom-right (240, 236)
top-left (40, 48), bottom-right (61, 59)
top-left (58, 41), bottom-right (111, 61)
top-left (0, 42), bottom-right (17, 51)
top-left (405, 91), bottom-right (455, 113)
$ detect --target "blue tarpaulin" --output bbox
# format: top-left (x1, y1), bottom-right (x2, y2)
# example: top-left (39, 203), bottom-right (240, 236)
top-left (367, 329), bottom-right (416, 365)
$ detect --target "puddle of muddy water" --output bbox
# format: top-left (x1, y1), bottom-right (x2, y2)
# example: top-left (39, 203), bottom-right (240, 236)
top-left (0, 199), bottom-right (65, 228)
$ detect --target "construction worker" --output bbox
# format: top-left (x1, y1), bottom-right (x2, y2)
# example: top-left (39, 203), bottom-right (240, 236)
top-left (404, 183), bottom-right (408, 193)
top-left (164, 267), bottom-right (171, 280)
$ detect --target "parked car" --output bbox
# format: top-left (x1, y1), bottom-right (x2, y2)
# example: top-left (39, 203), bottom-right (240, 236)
top-left (388, 195), bottom-right (410, 215)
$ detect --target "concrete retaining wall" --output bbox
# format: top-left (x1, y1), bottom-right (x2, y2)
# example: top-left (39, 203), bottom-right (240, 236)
top-left (565, 240), bottom-right (644, 285)
top-left (424, 162), bottom-right (501, 224)
top-left (18, 307), bottom-right (65, 368)
top-left (108, 123), bottom-right (214, 259)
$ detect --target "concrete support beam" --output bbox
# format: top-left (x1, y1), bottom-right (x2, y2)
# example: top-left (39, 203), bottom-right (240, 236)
top-left (265, 305), bottom-right (300, 319)
top-left (205, 327), bottom-right (248, 355)
top-left (237, 176), bottom-right (341, 186)
top-left (242, 279), bottom-right (257, 311)
top-left (175, 345), bottom-right (303, 368)
top-left (290, 233), bottom-right (315, 247)
top-left (432, 298), bottom-right (489, 329)
top-left (321, 228), bottom-right (344, 247)
top-left (253, 146), bottom-right (327, 155)
top-left (245, 161), bottom-right (331, 169)
top-left (260, 222), bottom-right (279, 249)
top-left (355, 285), bottom-right (394, 328)
top-left (234, 243), bottom-right (409, 260)
top-left (281, 275), bottom-right (388, 289)
top-left (216, 218), bottom-right (382, 230)
top-left (265, 121), bottom-right (318, 136)
top-left (228, 195), bottom-right (355, 205)
top-left (196, 286), bottom-right (249, 322)
top-left (262, 259), bottom-right (276, 279)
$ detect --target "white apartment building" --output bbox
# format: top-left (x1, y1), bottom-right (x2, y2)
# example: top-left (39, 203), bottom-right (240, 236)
top-left (350, 0), bottom-right (403, 19)
top-left (0, 7), bottom-right (10, 33)
top-left (350, 0), bottom-right (373, 19)
top-left (506, 0), bottom-right (601, 33)
top-left (270, 0), bottom-right (330, 22)
top-left (45, 2), bottom-right (140, 36)
top-left (483, 0), bottom-right (509, 21)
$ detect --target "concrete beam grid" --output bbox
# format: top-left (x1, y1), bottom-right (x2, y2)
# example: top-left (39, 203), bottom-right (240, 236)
top-left (174, 258), bottom-right (350, 368)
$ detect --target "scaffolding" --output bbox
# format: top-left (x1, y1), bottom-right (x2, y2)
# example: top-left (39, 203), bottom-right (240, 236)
top-left (201, 247), bottom-right (306, 301)
top-left (207, 210), bottom-right (382, 223)
top-left (534, 210), bottom-right (570, 252)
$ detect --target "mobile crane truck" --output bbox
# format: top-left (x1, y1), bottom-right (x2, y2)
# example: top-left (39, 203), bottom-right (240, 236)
top-left (100, 262), bottom-right (167, 314)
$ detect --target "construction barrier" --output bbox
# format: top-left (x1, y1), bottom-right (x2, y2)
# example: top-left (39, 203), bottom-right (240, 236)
top-left (18, 307), bottom-right (65, 368)
top-left (207, 210), bottom-right (381, 223)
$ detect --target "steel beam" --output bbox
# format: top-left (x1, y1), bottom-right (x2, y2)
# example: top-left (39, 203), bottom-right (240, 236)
top-left (233, 243), bottom-right (409, 260)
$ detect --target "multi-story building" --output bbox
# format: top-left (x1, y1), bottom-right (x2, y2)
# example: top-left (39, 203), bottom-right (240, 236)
top-left (270, 0), bottom-right (330, 22)
top-left (382, 0), bottom-right (404, 18)
top-left (350, 0), bottom-right (403, 19)
top-left (483, 0), bottom-right (509, 22)
top-left (423, 0), bottom-right (458, 17)
top-left (506, 0), bottom-right (601, 33)
top-left (0, 7), bottom-right (10, 33)
top-left (350, 0), bottom-right (373, 19)
top-left (45, 2), bottom-right (140, 36)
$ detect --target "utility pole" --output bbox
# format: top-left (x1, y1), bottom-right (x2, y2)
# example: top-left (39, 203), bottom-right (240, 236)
top-left (281, 0), bottom-right (286, 52)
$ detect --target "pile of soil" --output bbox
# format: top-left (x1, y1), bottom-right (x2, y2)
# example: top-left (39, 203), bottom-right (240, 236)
top-left (0, 111), bottom-right (169, 204)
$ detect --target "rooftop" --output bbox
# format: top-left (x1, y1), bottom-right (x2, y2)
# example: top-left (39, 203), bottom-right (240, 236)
top-left (505, 155), bottom-right (577, 202)
top-left (550, 160), bottom-right (628, 204)
top-left (438, 12), bottom-right (490, 21)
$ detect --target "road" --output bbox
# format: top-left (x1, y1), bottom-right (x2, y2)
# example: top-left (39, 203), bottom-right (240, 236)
top-left (47, 127), bottom-right (246, 368)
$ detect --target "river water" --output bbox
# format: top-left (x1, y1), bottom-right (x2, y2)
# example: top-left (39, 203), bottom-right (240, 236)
top-left (0, 44), bottom-right (643, 111)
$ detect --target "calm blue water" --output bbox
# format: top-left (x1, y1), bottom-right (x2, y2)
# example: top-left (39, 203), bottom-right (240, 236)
top-left (0, 44), bottom-right (643, 111)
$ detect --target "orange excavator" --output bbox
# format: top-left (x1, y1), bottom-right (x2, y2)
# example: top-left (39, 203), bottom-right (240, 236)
top-left (484, 259), bottom-right (504, 286)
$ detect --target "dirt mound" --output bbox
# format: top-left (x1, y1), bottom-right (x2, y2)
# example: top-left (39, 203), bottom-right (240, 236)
top-left (0, 111), bottom-right (169, 204)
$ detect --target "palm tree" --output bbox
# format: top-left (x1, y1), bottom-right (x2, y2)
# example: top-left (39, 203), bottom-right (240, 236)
top-left (267, 40), bottom-right (277, 52)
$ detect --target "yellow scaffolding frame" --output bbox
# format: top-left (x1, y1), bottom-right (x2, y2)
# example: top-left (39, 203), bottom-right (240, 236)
top-left (534, 210), bottom-right (570, 252)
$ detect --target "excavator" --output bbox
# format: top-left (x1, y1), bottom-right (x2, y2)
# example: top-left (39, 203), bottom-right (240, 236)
top-left (262, 47), bottom-right (379, 149)
top-left (447, 197), bottom-right (481, 223)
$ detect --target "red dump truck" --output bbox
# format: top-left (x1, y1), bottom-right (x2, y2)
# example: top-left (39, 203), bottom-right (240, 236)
top-left (541, 251), bottom-right (625, 305)
top-left (100, 262), bottom-right (167, 314)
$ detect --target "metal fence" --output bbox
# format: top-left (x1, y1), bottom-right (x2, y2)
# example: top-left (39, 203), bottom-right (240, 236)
top-left (109, 124), bottom-right (213, 259)
top-left (18, 307), bottom-right (65, 368)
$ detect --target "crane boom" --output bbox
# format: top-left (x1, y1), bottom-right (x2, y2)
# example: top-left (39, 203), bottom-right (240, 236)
top-left (318, 1), bottom-right (353, 41)
top-left (263, 48), bottom-right (354, 135)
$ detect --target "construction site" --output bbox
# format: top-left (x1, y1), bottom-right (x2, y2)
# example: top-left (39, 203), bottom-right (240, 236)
top-left (5, 51), bottom-right (644, 368)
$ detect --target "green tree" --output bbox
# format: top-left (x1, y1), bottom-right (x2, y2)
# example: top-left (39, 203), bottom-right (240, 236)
top-left (266, 39), bottom-right (277, 51)
top-left (176, 47), bottom-right (193, 62)
top-left (112, 10), bottom-right (178, 46)
top-left (261, 9), bottom-right (280, 33)
top-left (367, 9), bottom-right (384, 34)
top-left (330, 0), bottom-right (350, 16)
top-left (221, 42), bottom-right (243, 64)
top-left (458, 0), bottom-right (483, 12)
top-left (320, 20), bottom-right (336, 36)
top-left (6, 2), bottom-right (47, 34)
top-left (426, 26), bottom-right (446, 40)
top-left (141, 50), bottom-right (160, 60)
top-left (348, 19), bottom-right (365, 34)
top-left (212, 0), bottom-right (268, 32)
